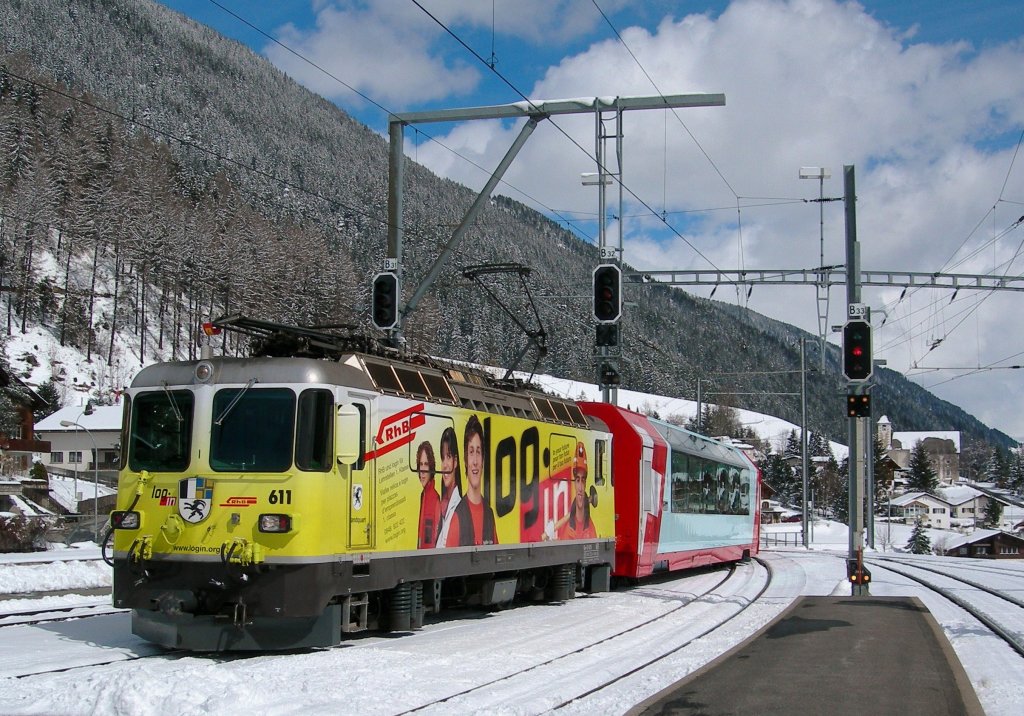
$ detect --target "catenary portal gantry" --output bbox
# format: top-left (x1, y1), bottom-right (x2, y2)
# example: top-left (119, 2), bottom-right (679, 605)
top-left (624, 268), bottom-right (1024, 291)
top-left (381, 93), bottom-right (726, 402)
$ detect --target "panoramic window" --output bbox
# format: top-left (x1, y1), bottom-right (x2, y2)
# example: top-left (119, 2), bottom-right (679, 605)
top-left (129, 390), bottom-right (194, 472)
top-left (211, 388), bottom-right (295, 472)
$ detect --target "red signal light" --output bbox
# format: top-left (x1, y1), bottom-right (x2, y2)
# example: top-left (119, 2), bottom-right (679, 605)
top-left (842, 320), bottom-right (873, 381)
top-left (593, 265), bottom-right (622, 323)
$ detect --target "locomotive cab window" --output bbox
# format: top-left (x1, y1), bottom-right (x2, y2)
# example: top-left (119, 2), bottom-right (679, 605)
top-left (128, 390), bottom-right (194, 472)
top-left (594, 439), bottom-right (607, 486)
top-left (211, 388), bottom-right (296, 472)
top-left (119, 395), bottom-right (132, 470)
top-left (295, 389), bottom-right (334, 471)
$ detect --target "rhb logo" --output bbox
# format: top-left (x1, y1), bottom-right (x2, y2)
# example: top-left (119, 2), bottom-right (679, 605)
top-left (367, 403), bottom-right (425, 460)
top-left (220, 496), bottom-right (257, 507)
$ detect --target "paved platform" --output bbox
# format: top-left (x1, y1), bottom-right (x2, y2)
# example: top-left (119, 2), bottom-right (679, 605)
top-left (630, 596), bottom-right (984, 716)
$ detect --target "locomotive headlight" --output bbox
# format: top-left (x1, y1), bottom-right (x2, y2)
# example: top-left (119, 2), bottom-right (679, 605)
top-left (258, 514), bottom-right (293, 533)
top-left (194, 361), bottom-right (214, 382)
top-left (111, 510), bottom-right (141, 530)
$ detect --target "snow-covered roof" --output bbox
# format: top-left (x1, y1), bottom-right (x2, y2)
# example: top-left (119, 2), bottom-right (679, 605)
top-left (940, 529), bottom-right (1024, 551)
top-left (890, 491), bottom-right (950, 507)
top-left (939, 485), bottom-right (986, 506)
top-left (892, 431), bottom-right (960, 452)
top-left (35, 405), bottom-right (124, 433)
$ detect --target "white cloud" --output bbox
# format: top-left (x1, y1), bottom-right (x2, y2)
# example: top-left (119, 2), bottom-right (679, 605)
top-left (407, 0), bottom-right (1024, 438)
top-left (264, 2), bottom-right (481, 106)
top-left (254, 0), bottom-right (1024, 438)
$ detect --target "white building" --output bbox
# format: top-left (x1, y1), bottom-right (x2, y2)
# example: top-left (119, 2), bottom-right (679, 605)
top-left (938, 485), bottom-right (991, 528)
top-left (35, 404), bottom-right (123, 476)
top-left (889, 491), bottom-right (952, 529)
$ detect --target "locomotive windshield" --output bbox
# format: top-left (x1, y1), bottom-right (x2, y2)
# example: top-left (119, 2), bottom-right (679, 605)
top-left (211, 387), bottom-right (296, 472)
top-left (128, 390), bottom-right (195, 472)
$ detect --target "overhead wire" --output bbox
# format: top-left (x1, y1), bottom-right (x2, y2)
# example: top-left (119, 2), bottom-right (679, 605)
top-left (589, 0), bottom-right (748, 298)
top-left (0, 67), bottom-right (391, 233)
top-left (415, 0), bottom-right (1024, 396)
top-left (204, 0), bottom-right (596, 246)
top-left (408, 0), bottom-right (730, 277)
top-left (877, 127), bottom-right (1024, 380)
top-left (590, 0), bottom-right (738, 200)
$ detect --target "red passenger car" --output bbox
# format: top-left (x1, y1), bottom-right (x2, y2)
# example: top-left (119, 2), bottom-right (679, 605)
top-left (579, 402), bottom-right (760, 579)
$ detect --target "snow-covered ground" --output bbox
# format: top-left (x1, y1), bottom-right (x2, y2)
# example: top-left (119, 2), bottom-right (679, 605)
top-left (1, 520), bottom-right (1022, 716)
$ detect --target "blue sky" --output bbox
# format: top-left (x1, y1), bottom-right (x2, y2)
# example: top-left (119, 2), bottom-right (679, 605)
top-left (158, 1), bottom-right (1024, 441)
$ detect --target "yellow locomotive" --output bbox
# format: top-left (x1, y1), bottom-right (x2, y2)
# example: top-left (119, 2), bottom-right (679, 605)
top-left (110, 317), bottom-right (615, 650)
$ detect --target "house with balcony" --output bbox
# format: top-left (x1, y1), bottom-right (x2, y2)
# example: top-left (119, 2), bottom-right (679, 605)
top-left (0, 367), bottom-right (51, 476)
top-left (940, 529), bottom-right (1024, 559)
top-left (889, 491), bottom-right (952, 529)
top-left (938, 485), bottom-right (993, 528)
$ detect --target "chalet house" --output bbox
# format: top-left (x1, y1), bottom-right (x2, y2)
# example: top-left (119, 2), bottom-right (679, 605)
top-left (889, 491), bottom-right (951, 529)
top-left (940, 529), bottom-right (1024, 559)
top-left (938, 485), bottom-right (992, 528)
top-left (877, 416), bottom-right (960, 487)
top-left (34, 404), bottom-right (123, 482)
top-left (0, 367), bottom-right (51, 476)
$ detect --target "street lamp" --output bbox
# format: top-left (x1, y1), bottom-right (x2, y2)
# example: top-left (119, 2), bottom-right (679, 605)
top-left (61, 419), bottom-right (99, 535)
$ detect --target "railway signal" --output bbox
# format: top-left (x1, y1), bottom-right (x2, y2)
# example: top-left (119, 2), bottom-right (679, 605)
top-left (595, 323), bottom-right (619, 347)
top-left (371, 272), bottom-right (399, 330)
top-left (842, 319), bottom-right (872, 381)
top-left (599, 362), bottom-right (621, 386)
top-left (593, 264), bottom-right (622, 323)
top-left (846, 559), bottom-right (871, 595)
top-left (846, 393), bottom-right (871, 418)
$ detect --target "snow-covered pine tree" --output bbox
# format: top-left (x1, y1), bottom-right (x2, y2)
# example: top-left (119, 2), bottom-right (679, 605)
top-left (906, 441), bottom-right (939, 494)
top-left (906, 519), bottom-right (932, 554)
top-left (982, 498), bottom-right (1003, 529)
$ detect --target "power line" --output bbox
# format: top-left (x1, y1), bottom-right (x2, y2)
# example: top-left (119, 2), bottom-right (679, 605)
top-left (590, 0), bottom-right (738, 199)
top-left (0, 67), bottom-right (391, 233)
top-left (408, 0), bottom-right (728, 275)
top-left (203, 0), bottom-right (595, 245)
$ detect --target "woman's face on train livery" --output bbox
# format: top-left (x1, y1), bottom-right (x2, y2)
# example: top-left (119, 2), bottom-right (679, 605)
top-left (440, 444), bottom-right (457, 488)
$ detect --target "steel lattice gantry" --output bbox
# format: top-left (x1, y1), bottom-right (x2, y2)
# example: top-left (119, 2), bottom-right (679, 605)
top-left (623, 268), bottom-right (1024, 292)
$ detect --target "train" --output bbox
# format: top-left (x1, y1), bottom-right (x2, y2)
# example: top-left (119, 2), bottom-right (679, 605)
top-left (108, 317), bottom-right (760, 651)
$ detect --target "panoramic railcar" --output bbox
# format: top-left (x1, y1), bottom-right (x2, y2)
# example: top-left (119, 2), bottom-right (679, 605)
top-left (110, 341), bottom-right (616, 650)
top-left (579, 402), bottom-right (760, 579)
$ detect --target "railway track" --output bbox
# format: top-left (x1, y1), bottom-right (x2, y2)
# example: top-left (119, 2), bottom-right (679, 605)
top-left (866, 555), bottom-right (1024, 659)
top-left (394, 559), bottom-right (773, 714)
top-left (0, 599), bottom-right (124, 627)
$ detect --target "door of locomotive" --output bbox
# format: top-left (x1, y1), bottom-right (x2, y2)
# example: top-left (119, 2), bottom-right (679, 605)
top-left (346, 396), bottom-right (374, 550)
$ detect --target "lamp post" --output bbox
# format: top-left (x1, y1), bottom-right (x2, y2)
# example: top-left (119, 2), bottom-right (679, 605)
top-left (61, 419), bottom-right (99, 534)
top-left (800, 337), bottom-right (809, 547)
